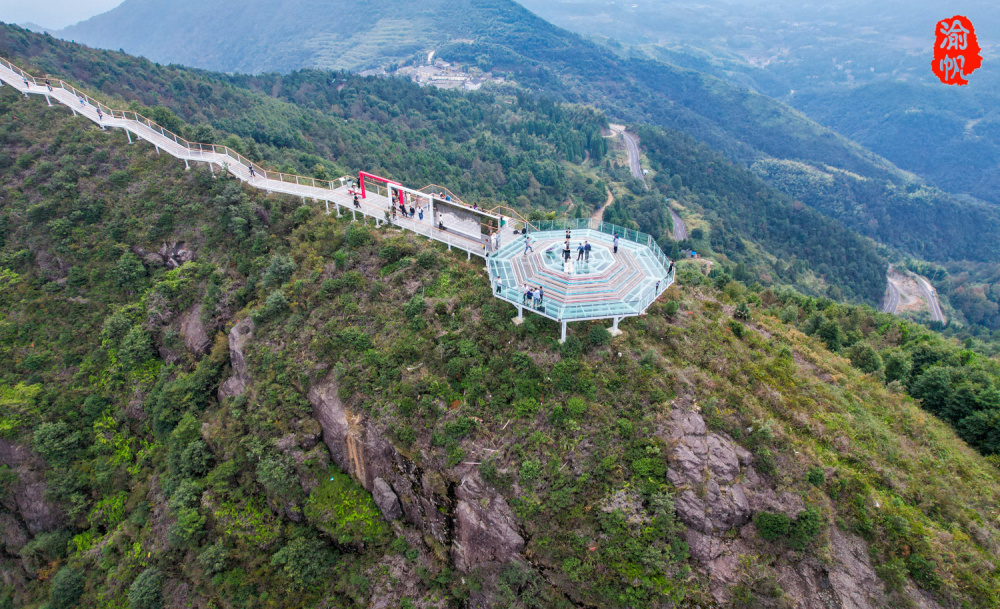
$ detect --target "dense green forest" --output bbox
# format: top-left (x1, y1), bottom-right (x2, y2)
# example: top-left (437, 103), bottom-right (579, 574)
top-left (792, 81), bottom-right (1000, 207)
top-left (2, 91), bottom-right (1000, 608)
top-left (753, 159), bottom-right (1000, 264)
top-left (633, 127), bottom-right (886, 304)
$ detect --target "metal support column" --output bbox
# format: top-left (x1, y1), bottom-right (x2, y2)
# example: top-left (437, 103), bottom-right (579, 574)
top-left (560, 321), bottom-right (568, 344)
top-left (513, 304), bottom-right (524, 326)
top-left (467, 251), bottom-right (470, 261)
top-left (184, 159), bottom-right (190, 170)
top-left (44, 95), bottom-right (52, 106)
top-left (609, 316), bottom-right (623, 337)
top-left (126, 130), bottom-right (132, 144)
top-left (352, 209), bottom-right (357, 222)
top-left (325, 200), bottom-right (330, 215)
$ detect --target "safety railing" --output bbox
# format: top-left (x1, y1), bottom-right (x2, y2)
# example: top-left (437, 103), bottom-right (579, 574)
top-left (0, 56), bottom-right (352, 194)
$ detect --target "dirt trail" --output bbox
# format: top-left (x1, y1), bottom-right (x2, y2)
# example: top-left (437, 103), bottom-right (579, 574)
top-left (592, 187), bottom-right (614, 222)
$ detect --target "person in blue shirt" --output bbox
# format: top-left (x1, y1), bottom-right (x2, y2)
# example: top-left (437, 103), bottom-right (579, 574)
top-left (584, 241), bottom-right (591, 262)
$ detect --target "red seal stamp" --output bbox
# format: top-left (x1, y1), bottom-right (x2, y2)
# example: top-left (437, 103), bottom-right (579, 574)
top-left (932, 15), bottom-right (981, 85)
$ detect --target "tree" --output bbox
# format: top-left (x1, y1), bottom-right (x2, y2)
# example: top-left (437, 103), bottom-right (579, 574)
top-left (910, 368), bottom-right (953, 417)
top-left (49, 567), bottom-right (85, 609)
top-left (262, 253), bottom-right (296, 288)
top-left (816, 319), bottom-right (844, 352)
top-left (128, 568), bottom-right (163, 609)
top-left (883, 349), bottom-right (912, 384)
top-left (114, 252), bottom-right (146, 292)
top-left (848, 343), bottom-right (883, 374)
top-left (32, 421), bottom-right (80, 467)
top-left (270, 537), bottom-right (334, 590)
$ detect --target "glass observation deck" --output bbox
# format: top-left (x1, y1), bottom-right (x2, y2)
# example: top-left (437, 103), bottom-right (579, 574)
top-left (487, 219), bottom-right (675, 325)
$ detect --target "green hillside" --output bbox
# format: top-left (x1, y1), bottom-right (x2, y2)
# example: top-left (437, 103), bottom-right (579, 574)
top-left (56, 1), bottom-right (914, 184)
top-left (0, 24), bottom-right (890, 304)
top-left (2, 86), bottom-right (1000, 608)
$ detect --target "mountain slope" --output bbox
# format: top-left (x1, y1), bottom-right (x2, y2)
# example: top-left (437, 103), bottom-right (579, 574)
top-left (0, 24), bottom-right (892, 304)
top-left (57, 0), bottom-right (908, 181)
top-left (2, 89), bottom-right (1000, 608)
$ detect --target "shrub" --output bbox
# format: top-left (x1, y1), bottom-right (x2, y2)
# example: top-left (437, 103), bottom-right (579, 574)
top-left (270, 537), bottom-right (334, 590)
top-left (753, 511), bottom-right (791, 541)
top-left (128, 568), bottom-right (163, 609)
top-left (117, 326), bottom-right (153, 369)
top-left (806, 467), bottom-right (825, 487)
top-left (519, 459), bottom-right (542, 484)
top-left (255, 290), bottom-right (289, 322)
top-left (728, 319), bottom-right (745, 339)
top-left (197, 541), bottom-right (230, 576)
top-left (32, 421), bottom-right (80, 467)
top-left (114, 252), bottom-right (146, 291)
top-left (262, 254), bottom-right (296, 288)
top-left (663, 300), bottom-right (680, 317)
top-left (848, 343), bottom-right (883, 374)
top-left (788, 507), bottom-right (823, 549)
top-left (417, 251), bottom-right (437, 269)
top-left (588, 325), bottom-right (610, 346)
top-left (734, 301), bottom-right (751, 321)
top-left (403, 295), bottom-right (425, 318)
top-left (49, 567), bottom-right (85, 609)
top-left (346, 225), bottom-right (373, 248)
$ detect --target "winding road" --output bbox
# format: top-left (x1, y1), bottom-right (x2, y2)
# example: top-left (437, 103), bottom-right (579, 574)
top-left (668, 206), bottom-right (687, 242)
top-left (882, 274), bottom-right (902, 314)
top-left (916, 275), bottom-right (946, 323)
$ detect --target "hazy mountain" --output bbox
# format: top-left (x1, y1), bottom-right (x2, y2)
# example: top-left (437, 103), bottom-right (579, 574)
top-left (517, 0), bottom-right (1000, 206)
top-left (55, 1), bottom-right (906, 178)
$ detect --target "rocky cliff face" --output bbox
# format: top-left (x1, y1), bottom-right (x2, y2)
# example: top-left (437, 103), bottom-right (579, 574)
top-left (211, 322), bottom-right (940, 607)
top-left (661, 401), bottom-right (941, 609)
top-left (306, 372), bottom-right (525, 573)
top-left (217, 317), bottom-right (254, 401)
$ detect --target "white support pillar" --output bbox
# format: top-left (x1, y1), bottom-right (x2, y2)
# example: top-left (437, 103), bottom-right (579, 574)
top-left (126, 130), bottom-right (132, 144)
top-left (609, 316), bottom-right (623, 337)
top-left (44, 95), bottom-right (52, 106)
top-left (513, 304), bottom-right (525, 326)
top-left (325, 200), bottom-right (330, 215)
top-left (71, 107), bottom-right (76, 116)
top-left (467, 250), bottom-right (471, 261)
top-left (352, 209), bottom-right (357, 222)
top-left (184, 159), bottom-right (190, 170)
top-left (448, 243), bottom-right (452, 251)
top-left (560, 320), bottom-right (568, 344)
top-left (154, 145), bottom-right (160, 155)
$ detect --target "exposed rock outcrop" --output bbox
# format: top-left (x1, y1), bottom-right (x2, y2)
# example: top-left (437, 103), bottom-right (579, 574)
top-left (307, 372), bottom-right (523, 573)
top-left (452, 471), bottom-right (524, 573)
top-left (661, 404), bottom-right (920, 609)
top-left (179, 305), bottom-right (210, 355)
top-left (217, 317), bottom-right (253, 401)
top-left (663, 409), bottom-right (753, 534)
top-left (0, 440), bottom-right (63, 535)
top-left (372, 478), bottom-right (403, 521)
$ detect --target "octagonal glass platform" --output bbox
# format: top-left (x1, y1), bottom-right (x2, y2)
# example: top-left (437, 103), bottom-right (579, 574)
top-left (487, 220), bottom-right (675, 323)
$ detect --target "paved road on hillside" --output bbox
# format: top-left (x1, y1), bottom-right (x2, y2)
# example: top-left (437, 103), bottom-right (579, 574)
top-left (882, 273), bottom-right (901, 314)
top-left (621, 130), bottom-right (645, 185)
top-left (668, 206), bottom-right (687, 242)
top-left (915, 275), bottom-right (946, 323)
